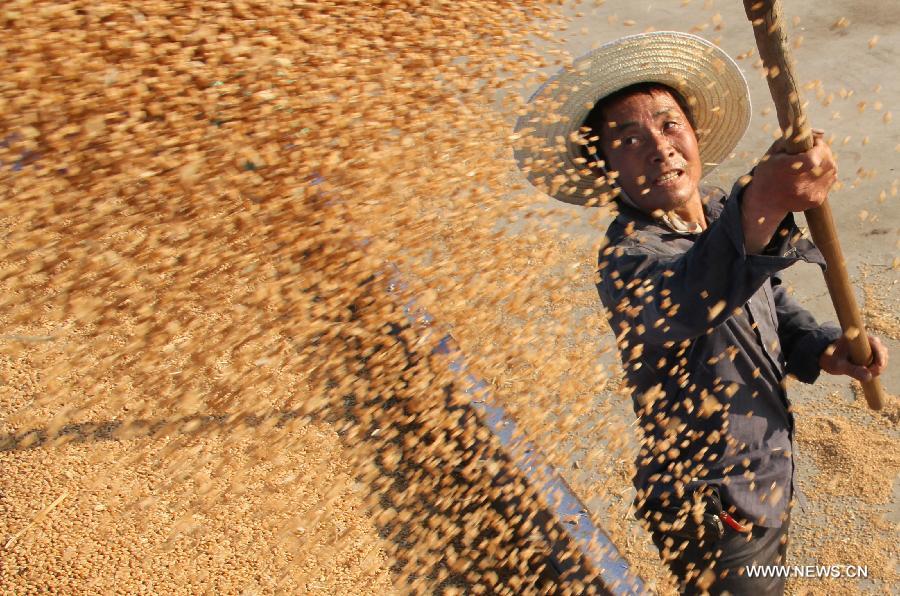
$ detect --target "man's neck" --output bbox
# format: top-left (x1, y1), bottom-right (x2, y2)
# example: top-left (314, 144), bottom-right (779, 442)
top-left (671, 198), bottom-right (708, 231)
top-left (630, 194), bottom-right (708, 232)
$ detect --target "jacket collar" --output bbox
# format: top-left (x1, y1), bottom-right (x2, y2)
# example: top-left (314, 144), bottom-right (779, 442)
top-left (612, 185), bottom-right (727, 237)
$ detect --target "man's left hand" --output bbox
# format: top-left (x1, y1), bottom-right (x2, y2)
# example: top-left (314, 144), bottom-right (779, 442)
top-left (819, 333), bottom-right (889, 382)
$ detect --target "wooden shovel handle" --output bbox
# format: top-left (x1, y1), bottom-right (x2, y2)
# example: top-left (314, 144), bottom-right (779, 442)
top-left (744, 0), bottom-right (885, 410)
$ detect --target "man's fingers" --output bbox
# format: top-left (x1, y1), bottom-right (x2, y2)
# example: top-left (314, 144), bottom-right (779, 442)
top-left (821, 335), bottom-right (887, 381)
top-left (854, 366), bottom-right (874, 383)
top-left (786, 149), bottom-right (834, 177)
top-left (828, 343), bottom-right (865, 380)
top-left (867, 335), bottom-right (888, 377)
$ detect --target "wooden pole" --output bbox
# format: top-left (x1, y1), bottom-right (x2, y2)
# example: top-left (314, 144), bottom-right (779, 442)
top-left (743, 0), bottom-right (885, 410)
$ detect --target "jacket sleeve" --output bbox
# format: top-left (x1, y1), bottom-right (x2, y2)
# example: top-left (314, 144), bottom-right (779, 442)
top-left (771, 276), bottom-right (842, 384)
top-left (597, 180), bottom-right (828, 346)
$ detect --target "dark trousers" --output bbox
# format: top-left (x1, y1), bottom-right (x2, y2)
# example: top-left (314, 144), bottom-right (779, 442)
top-left (650, 514), bottom-right (790, 595)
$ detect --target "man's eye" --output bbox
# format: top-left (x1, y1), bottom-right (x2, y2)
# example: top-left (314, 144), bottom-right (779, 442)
top-left (623, 136), bottom-right (640, 146)
top-left (663, 121), bottom-right (680, 130)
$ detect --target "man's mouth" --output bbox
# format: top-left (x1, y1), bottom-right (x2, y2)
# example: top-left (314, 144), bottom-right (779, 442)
top-left (654, 170), bottom-right (683, 186)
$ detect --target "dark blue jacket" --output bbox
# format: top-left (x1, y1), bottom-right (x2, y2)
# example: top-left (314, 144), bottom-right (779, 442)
top-left (596, 182), bottom-right (841, 528)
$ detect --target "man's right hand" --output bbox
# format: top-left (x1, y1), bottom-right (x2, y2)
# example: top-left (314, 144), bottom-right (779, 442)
top-left (740, 131), bottom-right (838, 254)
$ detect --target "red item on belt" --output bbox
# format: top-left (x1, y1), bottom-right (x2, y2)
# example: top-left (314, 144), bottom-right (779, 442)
top-left (719, 511), bottom-right (750, 533)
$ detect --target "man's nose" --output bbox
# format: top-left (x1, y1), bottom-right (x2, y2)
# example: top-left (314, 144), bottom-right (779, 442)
top-left (649, 133), bottom-right (676, 162)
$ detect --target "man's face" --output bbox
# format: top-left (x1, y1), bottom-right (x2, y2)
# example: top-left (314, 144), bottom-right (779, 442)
top-left (598, 88), bottom-right (702, 214)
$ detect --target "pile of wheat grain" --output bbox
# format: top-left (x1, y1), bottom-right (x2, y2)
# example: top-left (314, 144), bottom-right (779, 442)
top-left (0, 1), bottom-right (649, 593)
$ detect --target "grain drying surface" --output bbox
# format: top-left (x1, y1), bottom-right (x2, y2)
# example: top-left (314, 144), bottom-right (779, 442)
top-left (2, 0), bottom-right (899, 594)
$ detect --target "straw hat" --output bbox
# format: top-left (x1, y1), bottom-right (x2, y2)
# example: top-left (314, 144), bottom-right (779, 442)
top-left (512, 31), bottom-right (751, 206)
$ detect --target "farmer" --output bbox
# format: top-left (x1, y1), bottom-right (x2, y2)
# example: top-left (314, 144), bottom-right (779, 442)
top-left (513, 32), bottom-right (888, 594)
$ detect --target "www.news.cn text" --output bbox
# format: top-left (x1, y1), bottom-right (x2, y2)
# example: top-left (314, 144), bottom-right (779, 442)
top-left (745, 565), bottom-right (868, 579)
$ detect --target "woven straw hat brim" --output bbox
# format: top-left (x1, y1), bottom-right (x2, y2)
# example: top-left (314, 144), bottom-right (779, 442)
top-left (512, 31), bottom-right (751, 206)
